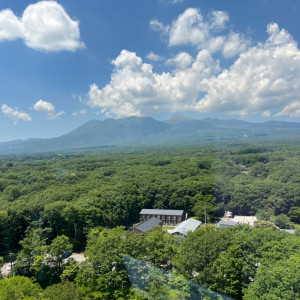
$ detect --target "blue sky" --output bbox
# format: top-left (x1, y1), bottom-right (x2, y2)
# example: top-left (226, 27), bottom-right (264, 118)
top-left (1, 0), bottom-right (300, 141)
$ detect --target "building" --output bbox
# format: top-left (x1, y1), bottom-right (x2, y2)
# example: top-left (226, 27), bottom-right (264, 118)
top-left (218, 212), bottom-right (258, 228)
top-left (133, 217), bottom-right (162, 234)
top-left (139, 209), bottom-right (185, 226)
top-left (232, 216), bottom-right (257, 227)
top-left (218, 219), bottom-right (239, 228)
top-left (170, 219), bottom-right (202, 237)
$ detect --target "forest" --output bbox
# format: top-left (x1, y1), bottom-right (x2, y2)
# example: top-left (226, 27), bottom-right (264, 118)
top-left (0, 138), bottom-right (299, 299)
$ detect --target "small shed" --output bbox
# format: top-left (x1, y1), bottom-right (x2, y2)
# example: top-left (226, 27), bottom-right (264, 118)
top-left (171, 219), bottom-right (202, 237)
top-left (133, 217), bottom-right (162, 234)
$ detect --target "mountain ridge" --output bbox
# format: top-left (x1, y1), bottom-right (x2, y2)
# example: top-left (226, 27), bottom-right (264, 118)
top-left (1, 116), bottom-right (300, 155)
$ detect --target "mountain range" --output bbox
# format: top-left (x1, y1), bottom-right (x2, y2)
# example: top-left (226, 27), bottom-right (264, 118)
top-left (1, 116), bottom-right (300, 155)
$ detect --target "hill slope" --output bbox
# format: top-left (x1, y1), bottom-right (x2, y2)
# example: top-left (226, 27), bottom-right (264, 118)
top-left (1, 116), bottom-right (300, 154)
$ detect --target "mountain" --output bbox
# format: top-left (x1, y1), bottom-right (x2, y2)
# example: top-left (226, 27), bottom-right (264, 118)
top-left (0, 116), bottom-right (300, 155)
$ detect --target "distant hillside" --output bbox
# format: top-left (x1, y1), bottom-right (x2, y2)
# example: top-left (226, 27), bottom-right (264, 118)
top-left (0, 116), bottom-right (300, 155)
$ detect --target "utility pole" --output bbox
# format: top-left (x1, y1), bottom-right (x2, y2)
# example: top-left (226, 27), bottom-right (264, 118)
top-left (204, 206), bottom-right (207, 225)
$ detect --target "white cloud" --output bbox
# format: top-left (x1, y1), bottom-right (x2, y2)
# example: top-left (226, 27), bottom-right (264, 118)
top-left (166, 52), bottom-right (193, 69)
top-left (146, 51), bottom-right (163, 61)
top-left (171, 0), bottom-right (184, 3)
top-left (0, 9), bottom-right (23, 41)
top-left (0, 1), bottom-right (84, 52)
top-left (267, 22), bottom-right (292, 45)
top-left (149, 19), bottom-right (169, 34)
top-left (34, 99), bottom-right (65, 119)
top-left (276, 101), bottom-right (300, 118)
top-left (86, 22), bottom-right (300, 119)
top-left (72, 109), bottom-right (87, 116)
top-left (208, 11), bottom-right (229, 31)
top-left (222, 32), bottom-right (250, 58)
top-left (1, 104), bottom-right (32, 125)
top-left (86, 49), bottom-right (219, 117)
top-left (262, 110), bottom-right (271, 118)
top-left (152, 8), bottom-right (249, 58)
top-left (168, 8), bottom-right (208, 48)
top-left (196, 23), bottom-right (300, 117)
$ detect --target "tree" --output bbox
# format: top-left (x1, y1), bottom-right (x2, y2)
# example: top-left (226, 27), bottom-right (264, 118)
top-left (244, 256), bottom-right (300, 300)
top-left (0, 276), bottom-right (41, 300)
top-left (211, 245), bottom-right (244, 299)
top-left (48, 235), bottom-right (73, 271)
top-left (42, 281), bottom-right (84, 300)
top-left (14, 227), bottom-right (49, 277)
top-left (289, 206), bottom-right (300, 223)
top-left (176, 226), bottom-right (233, 286)
top-left (192, 194), bottom-right (216, 223)
top-left (273, 214), bottom-right (293, 229)
top-left (143, 228), bottom-right (178, 270)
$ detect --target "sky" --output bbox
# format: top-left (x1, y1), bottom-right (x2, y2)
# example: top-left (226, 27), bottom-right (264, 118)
top-left (1, 0), bottom-right (300, 142)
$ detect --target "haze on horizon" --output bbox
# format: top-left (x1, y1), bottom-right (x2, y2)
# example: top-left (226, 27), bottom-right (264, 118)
top-left (1, 0), bottom-right (300, 142)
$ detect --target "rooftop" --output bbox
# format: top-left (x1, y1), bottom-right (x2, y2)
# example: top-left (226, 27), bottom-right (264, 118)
top-left (232, 216), bottom-right (257, 226)
top-left (218, 220), bottom-right (239, 226)
top-left (140, 209), bottom-right (184, 216)
top-left (134, 217), bottom-right (162, 232)
top-left (171, 219), bottom-right (202, 235)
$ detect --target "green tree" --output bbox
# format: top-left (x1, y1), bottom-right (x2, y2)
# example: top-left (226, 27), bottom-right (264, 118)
top-left (0, 276), bottom-right (41, 300)
top-left (48, 235), bottom-right (73, 271)
top-left (289, 206), bottom-right (300, 223)
top-left (14, 228), bottom-right (48, 277)
top-left (42, 281), bottom-right (84, 300)
top-left (176, 226), bottom-right (232, 286)
top-left (273, 214), bottom-right (293, 229)
top-left (211, 245), bottom-right (244, 299)
top-left (192, 194), bottom-right (216, 223)
top-left (244, 256), bottom-right (300, 300)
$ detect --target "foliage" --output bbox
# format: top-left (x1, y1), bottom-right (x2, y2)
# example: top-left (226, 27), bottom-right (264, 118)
top-left (42, 281), bottom-right (84, 300)
top-left (0, 276), bottom-right (41, 300)
top-left (244, 256), bottom-right (300, 300)
top-left (0, 141), bottom-right (299, 298)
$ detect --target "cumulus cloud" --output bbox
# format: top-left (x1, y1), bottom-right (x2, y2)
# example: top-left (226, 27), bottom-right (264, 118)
top-left (0, 1), bottom-right (84, 52)
top-left (166, 52), bottom-right (193, 69)
top-left (1, 104), bottom-right (32, 125)
top-left (86, 22), bottom-right (300, 119)
top-left (146, 51), bottom-right (163, 61)
top-left (151, 8), bottom-right (249, 58)
top-left (196, 23), bottom-right (300, 117)
top-left (86, 49), bottom-right (219, 117)
top-left (0, 9), bottom-right (23, 41)
top-left (222, 32), bottom-right (250, 58)
top-left (209, 11), bottom-right (229, 31)
top-left (34, 100), bottom-right (65, 119)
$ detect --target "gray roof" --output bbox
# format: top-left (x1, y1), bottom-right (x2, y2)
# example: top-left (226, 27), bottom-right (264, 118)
top-left (218, 220), bottom-right (239, 226)
top-left (135, 217), bottom-right (162, 232)
top-left (140, 209), bottom-right (184, 216)
top-left (171, 219), bottom-right (202, 235)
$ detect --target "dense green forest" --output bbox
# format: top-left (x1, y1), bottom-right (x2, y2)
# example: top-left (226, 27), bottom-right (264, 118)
top-left (0, 139), bottom-right (299, 299)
